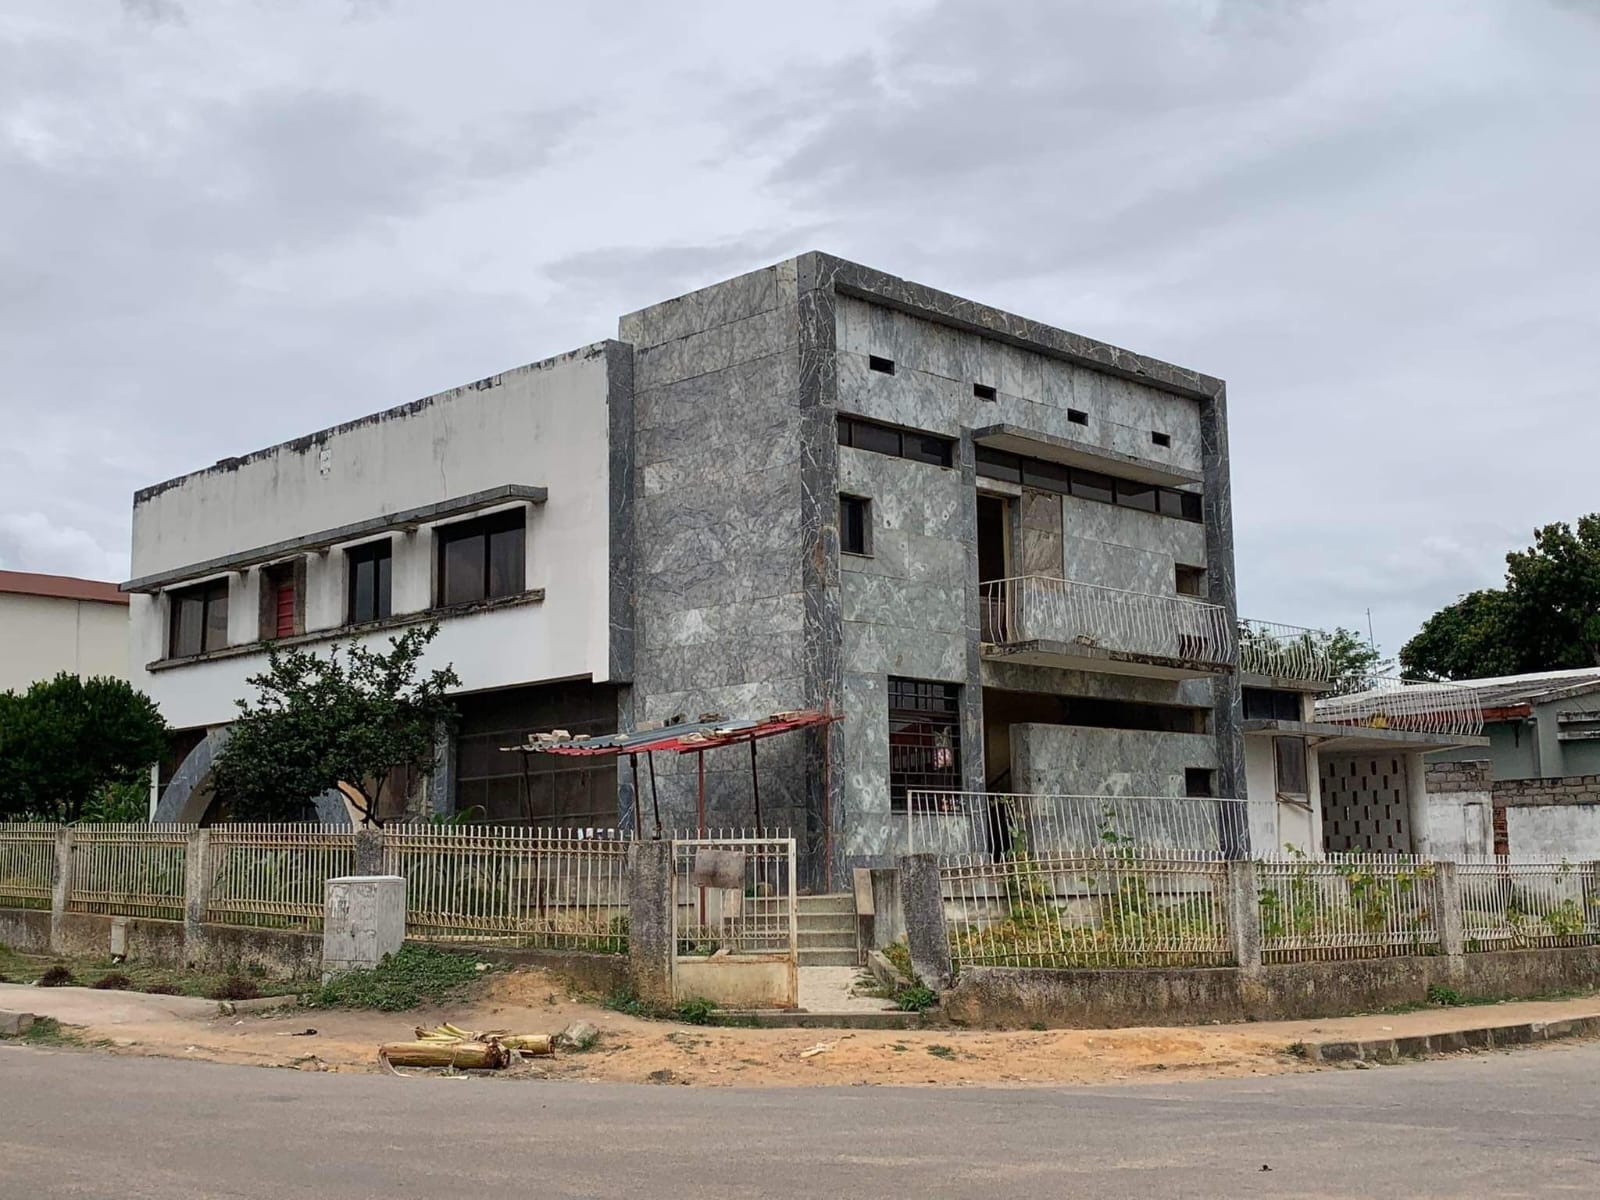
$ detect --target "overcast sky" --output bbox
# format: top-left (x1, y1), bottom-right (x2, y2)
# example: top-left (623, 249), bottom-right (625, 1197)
top-left (3, 0), bottom-right (1596, 658)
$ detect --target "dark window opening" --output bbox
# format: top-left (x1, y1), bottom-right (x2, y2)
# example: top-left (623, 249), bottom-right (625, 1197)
top-left (976, 495), bottom-right (1009, 582)
top-left (436, 508), bottom-right (525, 608)
top-left (1175, 565), bottom-right (1206, 598)
top-left (169, 579), bottom-right (229, 658)
top-left (837, 416), bottom-right (954, 469)
top-left (889, 678), bottom-right (961, 811)
top-left (261, 562), bottom-right (298, 641)
top-left (1185, 768), bottom-right (1216, 798)
top-left (1180, 491), bottom-right (1203, 522)
top-left (868, 355), bottom-right (896, 375)
top-left (1062, 695), bottom-right (1210, 734)
top-left (975, 445), bottom-right (1020, 483)
top-left (1067, 409), bottom-right (1089, 425)
top-left (973, 383), bottom-right (997, 401)
top-left (1116, 479), bottom-right (1159, 513)
top-left (1243, 687), bottom-right (1302, 722)
top-left (840, 494), bottom-right (871, 556)
top-left (347, 539), bottom-right (394, 624)
top-left (1151, 431), bottom-right (1172, 448)
top-left (974, 446), bottom-right (1202, 523)
top-left (1020, 457), bottom-right (1072, 495)
top-left (1071, 469), bottom-right (1115, 505)
top-left (1274, 736), bottom-right (1309, 796)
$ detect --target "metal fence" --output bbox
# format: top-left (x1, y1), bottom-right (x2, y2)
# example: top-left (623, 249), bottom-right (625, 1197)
top-left (1314, 675), bottom-right (1485, 738)
top-left (1256, 854), bottom-right (1440, 963)
top-left (980, 575), bottom-right (1234, 668)
top-left (0, 822), bottom-right (60, 910)
top-left (206, 824), bottom-right (356, 931)
top-left (1458, 859), bottom-right (1600, 950)
top-left (902, 791), bottom-right (1266, 861)
top-left (383, 825), bottom-right (630, 952)
top-left (67, 824), bottom-right (193, 922)
top-left (1237, 619), bottom-right (1336, 684)
top-left (941, 849), bottom-right (1233, 969)
top-left (672, 836), bottom-right (797, 957)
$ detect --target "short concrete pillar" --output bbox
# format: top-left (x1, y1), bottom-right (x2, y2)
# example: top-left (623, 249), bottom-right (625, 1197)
top-left (897, 854), bottom-right (951, 990)
top-left (1226, 859), bottom-right (1262, 972)
top-left (627, 839), bottom-right (675, 1006)
top-left (353, 827), bottom-right (386, 876)
top-left (182, 829), bottom-right (212, 966)
top-left (48, 829), bottom-right (74, 955)
top-left (868, 867), bottom-right (905, 950)
top-left (322, 875), bottom-right (405, 976)
top-left (1434, 860), bottom-right (1464, 959)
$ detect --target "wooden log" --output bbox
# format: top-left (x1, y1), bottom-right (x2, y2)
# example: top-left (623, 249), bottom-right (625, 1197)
top-left (378, 1040), bottom-right (509, 1070)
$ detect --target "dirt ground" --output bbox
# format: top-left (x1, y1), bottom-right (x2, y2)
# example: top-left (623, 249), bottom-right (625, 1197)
top-left (8, 968), bottom-right (1599, 1088)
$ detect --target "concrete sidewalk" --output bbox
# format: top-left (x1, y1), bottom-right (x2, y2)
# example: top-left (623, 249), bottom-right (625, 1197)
top-left (0, 982), bottom-right (227, 1027)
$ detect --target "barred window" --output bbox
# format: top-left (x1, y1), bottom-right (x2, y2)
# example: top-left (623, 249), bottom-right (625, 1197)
top-left (888, 678), bottom-right (961, 812)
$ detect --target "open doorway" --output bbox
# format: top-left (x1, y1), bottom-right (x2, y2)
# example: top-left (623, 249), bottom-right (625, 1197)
top-left (977, 494), bottom-right (1012, 642)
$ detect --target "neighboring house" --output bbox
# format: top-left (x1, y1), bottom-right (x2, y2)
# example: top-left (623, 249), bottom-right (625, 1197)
top-left (0, 570), bottom-right (129, 692)
top-left (126, 252), bottom-right (1367, 881)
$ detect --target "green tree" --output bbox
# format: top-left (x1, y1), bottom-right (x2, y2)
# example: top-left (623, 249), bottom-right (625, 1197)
top-left (0, 674), bottom-right (168, 823)
top-left (1401, 516), bottom-right (1600, 680)
top-left (210, 625), bottom-right (460, 826)
top-left (1322, 626), bottom-right (1391, 693)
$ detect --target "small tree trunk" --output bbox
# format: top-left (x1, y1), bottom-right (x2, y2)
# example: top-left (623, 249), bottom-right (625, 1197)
top-left (379, 1041), bottom-right (509, 1070)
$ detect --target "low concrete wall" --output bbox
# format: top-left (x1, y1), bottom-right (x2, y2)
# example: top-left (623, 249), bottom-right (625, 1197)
top-left (674, 955), bottom-right (796, 1009)
top-left (0, 908), bottom-right (51, 954)
top-left (48, 912), bottom-right (323, 980)
top-left (944, 947), bottom-right (1600, 1029)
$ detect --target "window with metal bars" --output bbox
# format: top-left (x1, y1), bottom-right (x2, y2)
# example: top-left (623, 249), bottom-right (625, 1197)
top-left (888, 678), bottom-right (962, 811)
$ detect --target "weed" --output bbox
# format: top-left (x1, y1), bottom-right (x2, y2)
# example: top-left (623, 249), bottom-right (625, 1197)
top-left (140, 982), bottom-right (180, 995)
top-left (90, 973), bottom-right (134, 991)
top-left (1285, 1042), bottom-right (1309, 1059)
top-left (602, 986), bottom-right (655, 1018)
top-left (894, 984), bottom-right (938, 1014)
top-left (0, 1017), bottom-right (80, 1047)
top-left (307, 946), bottom-right (485, 1012)
top-left (882, 940), bottom-right (914, 980)
top-left (890, 1042), bottom-right (908, 1053)
top-left (37, 964), bottom-right (75, 988)
top-left (1426, 983), bottom-right (1465, 1007)
top-left (674, 997), bottom-right (717, 1026)
top-left (1029, 1022), bottom-right (1047, 1032)
top-left (209, 975), bottom-right (262, 1001)
top-left (926, 1044), bottom-right (957, 1060)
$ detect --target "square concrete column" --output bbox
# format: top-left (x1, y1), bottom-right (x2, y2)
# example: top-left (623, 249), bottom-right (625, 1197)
top-left (897, 854), bottom-right (951, 990)
top-left (323, 875), bottom-right (405, 976)
top-left (1226, 859), bottom-right (1262, 972)
top-left (182, 830), bottom-right (212, 967)
top-left (1434, 860), bottom-right (1465, 961)
top-left (49, 829), bottom-right (74, 955)
top-left (627, 840), bottom-right (675, 1006)
top-left (1404, 751), bottom-right (1431, 858)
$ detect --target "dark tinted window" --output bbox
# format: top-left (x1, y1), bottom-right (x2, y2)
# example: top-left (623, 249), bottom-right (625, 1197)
top-left (1117, 480), bottom-right (1159, 513)
top-left (904, 434), bottom-right (953, 467)
top-left (1072, 470), bottom-right (1115, 504)
top-left (838, 417), bottom-right (954, 469)
top-left (975, 446), bottom-right (1021, 483)
top-left (1021, 458), bottom-right (1072, 494)
top-left (437, 508), bottom-right (526, 607)
top-left (169, 579), bottom-right (229, 658)
top-left (347, 539), bottom-right (393, 624)
top-left (840, 495), bottom-right (870, 555)
top-left (853, 421), bottom-right (902, 457)
top-left (1243, 687), bottom-right (1303, 721)
top-left (1181, 491), bottom-right (1203, 522)
top-left (1158, 489), bottom-right (1187, 518)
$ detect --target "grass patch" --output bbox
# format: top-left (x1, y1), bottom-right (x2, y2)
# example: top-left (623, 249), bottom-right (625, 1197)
top-left (601, 987), bottom-right (719, 1026)
top-left (882, 940), bottom-right (913, 980)
top-left (926, 1044), bottom-right (957, 1060)
top-left (90, 973), bottom-right (134, 991)
top-left (0, 1017), bottom-right (81, 1047)
top-left (0, 943), bottom-right (304, 999)
top-left (894, 984), bottom-right (938, 1014)
top-left (307, 945), bottom-right (486, 1012)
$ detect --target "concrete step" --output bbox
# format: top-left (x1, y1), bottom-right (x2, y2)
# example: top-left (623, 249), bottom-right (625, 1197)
top-left (796, 893), bottom-right (855, 914)
top-left (795, 931), bottom-right (860, 951)
top-left (796, 913), bottom-right (857, 934)
top-left (798, 947), bottom-right (862, 967)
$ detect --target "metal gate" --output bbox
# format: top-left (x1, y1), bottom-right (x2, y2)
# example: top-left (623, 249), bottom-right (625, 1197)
top-left (671, 837), bottom-right (798, 1009)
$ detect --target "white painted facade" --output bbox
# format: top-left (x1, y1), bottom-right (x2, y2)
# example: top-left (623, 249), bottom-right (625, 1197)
top-left (0, 587), bottom-right (129, 691)
top-left (128, 344), bottom-right (617, 732)
top-left (1242, 731), bottom-right (1321, 856)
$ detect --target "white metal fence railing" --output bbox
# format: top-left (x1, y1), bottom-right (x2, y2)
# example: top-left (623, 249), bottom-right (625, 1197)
top-left (1256, 854), bottom-right (1440, 963)
top-left (206, 824), bottom-right (356, 931)
top-left (1237, 619), bottom-right (1337, 684)
top-left (902, 791), bottom-right (1265, 861)
top-left (980, 575), bottom-right (1234, 668)
top-left (383, 825), bottom-right (630, 952)
top-left (1314, 675), bottom-right (1485, 738)
top-left (672, 836), bottom-right (797, 957)
top-left (0, 822), bottom-right (60, 910)
top-left (67, 824), bottom-right (193, 922)
top-left (1458, 859), bottom-right (1600, 950)
top-left (942, 850), bottom-right (1233, 969)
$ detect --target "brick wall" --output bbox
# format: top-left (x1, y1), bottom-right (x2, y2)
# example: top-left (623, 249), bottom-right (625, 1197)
top-left (1492, 774), bottom-right (1600, 807)
top-left (1425, 760), bottom-right (1491, 795)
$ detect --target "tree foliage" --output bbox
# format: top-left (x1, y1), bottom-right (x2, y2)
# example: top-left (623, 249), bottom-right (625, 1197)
top-left (1322, 627), bottom-right (1391, 693)
top-left (1401, 516), bottom-right (1600, 680)
top-left (210, 625), bottom-right (459, 826)
top-left (0, 673), bottom-right (168, 823)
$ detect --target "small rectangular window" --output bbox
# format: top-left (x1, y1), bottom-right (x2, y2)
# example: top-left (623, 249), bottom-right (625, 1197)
top-left (840, 495), bottom-right (871, 556)
top-left (1185, 768), bottom-right (1216, 799)
top-left (1180, 491), bottom-right (1203, 523)
top-left (436, 508), bottom-right (526, 608)
top-left (1067, 409), bottom-right (1089, 426)
top-left (1151, 431), bottom-right (1172, 448)
top-left (973, 383), bottom-right (997, 401)
top-left (868, 355), bottom-right (896, 375)
top-left (903, 434), bottom-right (953, 468)
top-left (168, 579), bottom-right (229, 658)
top-left (1116, 479), bottom-right (1160, 513)
top-left (1020, 458), bottom-right (1072, 495)
top-left (888, 678), bottom-right (961, 811)
top-left (347, 539), bottom-right (393, 624)
top-left (261, 562), bottom-right (298, 640)
top-left (1175, 565), bottom-right (1205, 597)
top-left (975, 446), bottom-right (1022, 484)
top-left (1274, 736), bottom-right (1309, 797)
top-left (1071, 469), bottom-right (1115, 504)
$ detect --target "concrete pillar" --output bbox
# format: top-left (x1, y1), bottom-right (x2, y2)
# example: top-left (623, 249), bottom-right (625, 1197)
top-left (627, 839), bottom-right (675, 1006)
top-left (48, 829), bottom-right (73, 955)
top-left (182, 829), bottom-right (212, 966)
top-left (868, 867), bottom-right (905, 950)
top-left (322, 875), bottom-right (406, 976)
top-left (353, 826), bottom-right (386, 875)
top-left (1434, 860), bottom-right (1464, 960)
top-left (897, 854), bottom-right (951, 990)
top-left (1403, 751), bottom-right (1431, 858)
top-left (1226, 859), bottom-right (1262, 972)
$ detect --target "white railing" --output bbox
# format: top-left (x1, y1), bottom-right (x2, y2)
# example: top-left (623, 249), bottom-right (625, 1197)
top-left (942, 849), bottom-right (1232, 969)
top-left (1315, 675), bottom-right (1485, 738)
top-left (0, 822), bottom-right (60, 910)
top-left (672, 836), bottom-right (797, 957)
top-left (1238, 619), bottom-right (1337, 684)
top-left (383, 825), bottom-right (630, 952)
top-left (980, 575), bottom-right (1234, 668)
top-left (1256, 854), bottom-right (1440, 963)
top-left (67, 824), bottom-right (193, 922)
top-left (1458, 859), bottom-right (1600, 950)
top-left (206, 824), bottom-right (356, 931)
top-left (902, 791), bottom-right (1268, 861)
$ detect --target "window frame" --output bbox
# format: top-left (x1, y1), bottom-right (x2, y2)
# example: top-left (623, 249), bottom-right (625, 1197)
top-left (839, 494), bottom-right (872, 557)
top-left (167, 578), bottom-right (230, 659)
top-left (346, 538), bottom-right (395, 625)
top-left (974, 446), bottom-right (1204, 525)
top-left (434, 507), bottom-right (527, 609)
top-left (888, 678), bottom-right (962, 812)
top-left (837, 416), bottom-right (956, 470)
top-left (1274, 736), bottom-right (1310, 799)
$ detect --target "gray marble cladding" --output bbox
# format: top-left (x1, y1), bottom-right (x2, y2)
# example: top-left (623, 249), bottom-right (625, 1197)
top-left (1011, 723), bottom-right (1218, 798)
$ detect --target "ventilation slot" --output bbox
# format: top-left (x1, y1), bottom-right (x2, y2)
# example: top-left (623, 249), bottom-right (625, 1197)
top-left (868, 355), bottom-right (896, 375)
top-left (1152, 431), bottom-right (1172, 448)
top-left (973, 383), bottom-right (997, 401)
top-left (1067, 409), bottom-right (1088, 426)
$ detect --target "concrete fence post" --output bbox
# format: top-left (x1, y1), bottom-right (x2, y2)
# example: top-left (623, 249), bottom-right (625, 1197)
top-left (1434, 860), bottom-right (1464, 960)
top-left (627, 839), bottom-right (675, 1007)
top-left (897, 854), bottom-right (951, 990)
top-left (182, 829), bottom-right (212, 967)
top-left (49, 828), bottom-right (74, 955)
top-left (353, 826), bottom-right (386, 876)
top-left (1226, 859), bottom-right (1262, 972)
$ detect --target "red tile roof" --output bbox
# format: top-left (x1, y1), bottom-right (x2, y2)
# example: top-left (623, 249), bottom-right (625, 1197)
top-left (0, 570), bottom-right (129, 605)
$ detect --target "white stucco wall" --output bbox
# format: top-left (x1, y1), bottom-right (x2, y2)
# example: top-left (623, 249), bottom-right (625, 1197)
top-left (1425, 794), bottom-right (1494, 859)
top-left (0, 593), bottom-right (129, 690)
top-left (1242, 732), bottom-right (1320, 856)
top-left (1505, 806), bottom-right (1600, 860)
top-left (128, 344), bottom-right (616, 730)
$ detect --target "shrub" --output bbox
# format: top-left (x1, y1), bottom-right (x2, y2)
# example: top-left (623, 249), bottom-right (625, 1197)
top-left (894, 984), bottom-right (939, 1013)
top-left (673, 997), bottom-right (716, 1026)
top-left (37, 964), bottom-right (75, 988)
top-left (307, 945), bottom-right (483, 1012)
top-left (209, 975), bottom-right (262, 1001)
top-left (90, 973), bottom-right (134, 991)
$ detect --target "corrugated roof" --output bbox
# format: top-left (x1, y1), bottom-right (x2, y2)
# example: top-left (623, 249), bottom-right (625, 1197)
top-left (1449, 668), bottom-right (1600, 710)
top-left (0, 570), bottom-right (129, 606)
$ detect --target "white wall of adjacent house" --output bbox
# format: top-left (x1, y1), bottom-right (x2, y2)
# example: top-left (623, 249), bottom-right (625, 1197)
top-left (128, 344), bottom-right (615, 731)
top-left (0, 593), bottom-right (129, 691)
top-left (1243, 733), bottom-right (1321, 857)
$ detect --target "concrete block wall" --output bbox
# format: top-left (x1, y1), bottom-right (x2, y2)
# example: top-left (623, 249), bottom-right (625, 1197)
top-left (1494, 772), bottom-right (1600, 859)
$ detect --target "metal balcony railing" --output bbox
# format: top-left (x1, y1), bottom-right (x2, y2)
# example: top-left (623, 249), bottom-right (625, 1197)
top-left (1237, 619), bottom-right (1338, 684)
top-left (979, 575), bottom-right (1234, 669)
top-left (1314, 675), bottom-right (1485, 739)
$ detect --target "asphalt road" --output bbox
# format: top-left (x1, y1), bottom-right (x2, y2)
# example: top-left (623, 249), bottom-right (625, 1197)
top-left (3, 1042), bottom-right (1599, 1198)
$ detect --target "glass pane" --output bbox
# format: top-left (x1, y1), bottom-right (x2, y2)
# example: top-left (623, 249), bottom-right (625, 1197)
top-left (1181, 491), bottom-right (1204, 522)
top-left (905, 435), bottom-right (953, 467)
top-left (1072, 470), bottom-right (1114, 504)
top-left (171, 595), bottom-right (202, 657)
top-left (836, 418), bottom-right (853, 447)
top-left (852, 422), bottom-right (901, 457)
top-left (1158, 488), bottom-right (1186, 518)
top-left (375, 551), bottom-right (392, 619)
top-left (1020, 458), bottom-right (1071, 494)
top-left (442, 534), bottom-right (484, 606)
top-left (203, 586), bottom-right (229, 652)
top-left (975, 446), bottom-right (1021, 483)
top-left (488, 526), bottom-right (524, 598)
top-left (351, 558), bottom-right (374, 623)
top-left (1117, 480), bottom-right (1159, 512)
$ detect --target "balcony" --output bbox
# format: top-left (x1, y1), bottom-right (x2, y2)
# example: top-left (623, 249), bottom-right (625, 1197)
top-left (979, 575), bottom-right (1234, 680)
top-left (1237, 619), bottom-right (1338, 688)
top-left (1314, 675), bottom-right (1485, 739)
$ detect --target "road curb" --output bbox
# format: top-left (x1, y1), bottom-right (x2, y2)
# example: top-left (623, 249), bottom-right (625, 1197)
top-left (1302, 1014), bottom-right (1600, 1064)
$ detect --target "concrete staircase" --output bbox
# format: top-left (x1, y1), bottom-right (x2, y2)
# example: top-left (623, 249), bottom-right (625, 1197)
top-left (796, 893), bottom-right (860, 967)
